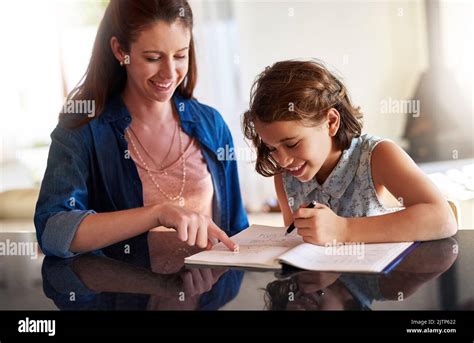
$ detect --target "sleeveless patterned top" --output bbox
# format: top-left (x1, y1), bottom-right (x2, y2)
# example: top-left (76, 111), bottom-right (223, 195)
top-left (282, 134), bottom-right (402, 217)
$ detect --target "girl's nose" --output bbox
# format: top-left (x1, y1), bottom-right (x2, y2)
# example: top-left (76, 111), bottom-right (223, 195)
top-left (274, 149), bottom-right (293, 168)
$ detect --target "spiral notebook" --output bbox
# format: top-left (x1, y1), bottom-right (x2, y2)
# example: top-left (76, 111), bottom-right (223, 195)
top-left (184, 225), bottom-right (418, 273)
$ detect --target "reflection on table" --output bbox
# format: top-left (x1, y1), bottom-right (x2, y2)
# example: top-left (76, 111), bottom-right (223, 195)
top-left (42, 231), bottom-right (243, 310)
top-left (35, 230), bottom-right (471, 311)
top-left (263, 237), bottom-right (459, 310)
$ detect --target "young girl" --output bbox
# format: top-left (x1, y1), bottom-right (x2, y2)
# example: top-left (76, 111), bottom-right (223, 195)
top-left (243, 60), bottom-right (457, 244)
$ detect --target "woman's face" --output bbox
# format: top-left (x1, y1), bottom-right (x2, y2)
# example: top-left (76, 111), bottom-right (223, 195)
top-left (123, 20), bottom-right (191, 103)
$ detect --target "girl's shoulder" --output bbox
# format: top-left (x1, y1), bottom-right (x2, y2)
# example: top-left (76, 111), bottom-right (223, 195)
top-left (358, 133), bottom-right (386, 154)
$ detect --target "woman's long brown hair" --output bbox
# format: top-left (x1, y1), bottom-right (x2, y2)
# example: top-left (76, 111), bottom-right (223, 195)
top-left (61, 0), bottom-right (197, 128)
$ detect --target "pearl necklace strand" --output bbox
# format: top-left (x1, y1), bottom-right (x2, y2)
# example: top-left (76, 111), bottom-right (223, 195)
top-left (126, 126), bottom-right (186, 201)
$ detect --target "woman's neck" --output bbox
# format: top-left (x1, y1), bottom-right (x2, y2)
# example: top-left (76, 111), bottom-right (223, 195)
top-left (122, 84), bottom-right (174, 128)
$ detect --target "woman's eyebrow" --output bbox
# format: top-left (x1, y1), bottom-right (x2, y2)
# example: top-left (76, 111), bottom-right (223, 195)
top-left (142, 47), bottom-right (189, 54)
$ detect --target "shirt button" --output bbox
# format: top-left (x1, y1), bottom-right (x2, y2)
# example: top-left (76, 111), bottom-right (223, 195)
top-left (125, 117), bottom-right (131, 122)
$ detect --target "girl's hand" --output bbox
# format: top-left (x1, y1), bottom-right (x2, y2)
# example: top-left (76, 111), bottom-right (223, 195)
top-left (155, 203), bottom-right (238, 251)
top-left (293, 202), bottom-right (348, 245)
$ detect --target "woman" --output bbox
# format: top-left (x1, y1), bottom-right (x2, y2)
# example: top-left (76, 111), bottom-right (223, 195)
top-left (34, 0), bottom-right (247, 258)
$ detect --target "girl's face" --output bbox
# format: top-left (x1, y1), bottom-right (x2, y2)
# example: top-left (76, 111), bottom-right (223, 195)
top-left (121, 20), bottom-right (191, 103)
top-left (254, 116), bottom-right (337, 182)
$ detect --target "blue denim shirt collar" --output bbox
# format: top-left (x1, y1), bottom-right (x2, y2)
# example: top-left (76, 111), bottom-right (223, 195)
top-left (100, 93), bottom-right (219, 158)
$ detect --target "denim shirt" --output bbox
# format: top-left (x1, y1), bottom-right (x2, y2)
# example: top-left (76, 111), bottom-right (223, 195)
top-left (34, 94), bottom-right (249, 258)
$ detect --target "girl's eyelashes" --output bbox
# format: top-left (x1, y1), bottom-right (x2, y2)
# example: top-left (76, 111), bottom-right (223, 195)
top-left (145, 55), bottom-right (187, 62)
top-left (286, 140), bottom-right (301, 149)
top-left (264, 140), bottom-right (300, 152)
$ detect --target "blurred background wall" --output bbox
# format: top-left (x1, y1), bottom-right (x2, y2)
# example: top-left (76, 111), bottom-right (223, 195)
top-left (0, 0), bottom-right (472, 228)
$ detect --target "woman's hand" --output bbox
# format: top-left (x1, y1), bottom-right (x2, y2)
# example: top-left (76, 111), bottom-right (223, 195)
top-left (293, 202), bottom-right (349, 245)
top-left (180, 268), bottom-right (228, 297)
top-left (155, 203), bottom-right (238, 251)
top-left (147, 267), bottom-right (229, 310)
top-left (156, 267), bottom-right (228, 298)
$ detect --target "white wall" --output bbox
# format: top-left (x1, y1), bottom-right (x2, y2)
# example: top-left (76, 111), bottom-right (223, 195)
top-left (230, 0), bottom-right (428, 210)
top-left (234, 0), bottom-right (428, 141)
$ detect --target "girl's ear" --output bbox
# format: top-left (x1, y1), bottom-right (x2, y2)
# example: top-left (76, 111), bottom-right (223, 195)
top-left (326, 108), bottom-right (341, 137)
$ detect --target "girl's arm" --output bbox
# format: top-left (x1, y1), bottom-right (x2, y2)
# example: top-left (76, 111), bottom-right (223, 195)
top-left (345, 141), bottom-right (457, 242)
top-left (274, 174), bottom-right (294, 227)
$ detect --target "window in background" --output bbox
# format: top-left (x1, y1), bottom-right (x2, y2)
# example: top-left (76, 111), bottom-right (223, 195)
top-left (0, 1), bottom-right (106, 191)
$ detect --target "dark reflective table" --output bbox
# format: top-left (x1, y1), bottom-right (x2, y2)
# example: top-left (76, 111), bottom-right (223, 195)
top-left (1, 230), bottom-right (473, 311)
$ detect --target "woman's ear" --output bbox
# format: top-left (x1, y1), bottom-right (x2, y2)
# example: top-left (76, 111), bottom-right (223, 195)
top-left (326, 108), bottom-right (341, 137)
top-left (110, 36), bottom-right (129, 65)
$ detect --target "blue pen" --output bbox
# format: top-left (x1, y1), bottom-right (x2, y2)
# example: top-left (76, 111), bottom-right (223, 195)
top-left (285, 201), bottom-right (318, 235)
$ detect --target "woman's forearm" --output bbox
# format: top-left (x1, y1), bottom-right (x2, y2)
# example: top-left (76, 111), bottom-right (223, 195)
top-left (72, 255), bottom-right (175, 295)
top-left (70, 204), bottom-right (161, 253)
top-left (346, 202), bottom-right (457, 243)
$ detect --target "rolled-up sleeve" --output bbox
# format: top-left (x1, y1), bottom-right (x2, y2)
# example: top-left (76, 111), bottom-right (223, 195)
top-left (34, 125), bottom-right (95, 258)
top-left (40, 210), bottom-right (96, 258)
top-left (215, 110), bottom-right (249, 236)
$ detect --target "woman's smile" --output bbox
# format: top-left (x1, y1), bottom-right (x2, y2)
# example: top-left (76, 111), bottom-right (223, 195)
top-left (149, 79), bottom-right (174, 93)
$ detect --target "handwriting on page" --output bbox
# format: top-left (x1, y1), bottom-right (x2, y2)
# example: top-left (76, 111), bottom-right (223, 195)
top-left (212, 225), bottom-right (302, 251)
top-left (247, 232), bottom-right (293, 246)
top-left (185, 224), bottom-right (415, 272)
top-left (184, 225), bottom-right (304, 268)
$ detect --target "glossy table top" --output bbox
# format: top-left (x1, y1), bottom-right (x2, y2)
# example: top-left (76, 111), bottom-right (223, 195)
top-left (1, 230), bottom-right (473, 311)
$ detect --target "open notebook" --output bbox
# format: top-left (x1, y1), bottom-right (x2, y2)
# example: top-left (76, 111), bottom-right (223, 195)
top-left (185, 225), bottom-right (418, 273)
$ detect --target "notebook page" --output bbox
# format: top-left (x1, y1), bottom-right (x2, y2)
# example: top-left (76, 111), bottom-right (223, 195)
top-left (278, 241), bottom-right (414, 273)
top-left (184, 225), bottom-right (303, 269)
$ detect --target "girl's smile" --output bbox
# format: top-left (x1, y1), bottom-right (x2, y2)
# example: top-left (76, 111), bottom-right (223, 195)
top-left (287, 161), bottom-right (307, 177)
top-left (254, 114), bottom-right (340, 183)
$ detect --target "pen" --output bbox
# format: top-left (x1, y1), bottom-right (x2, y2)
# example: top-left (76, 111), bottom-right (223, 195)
top-left (285, 200), bottom-right (318, 235)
